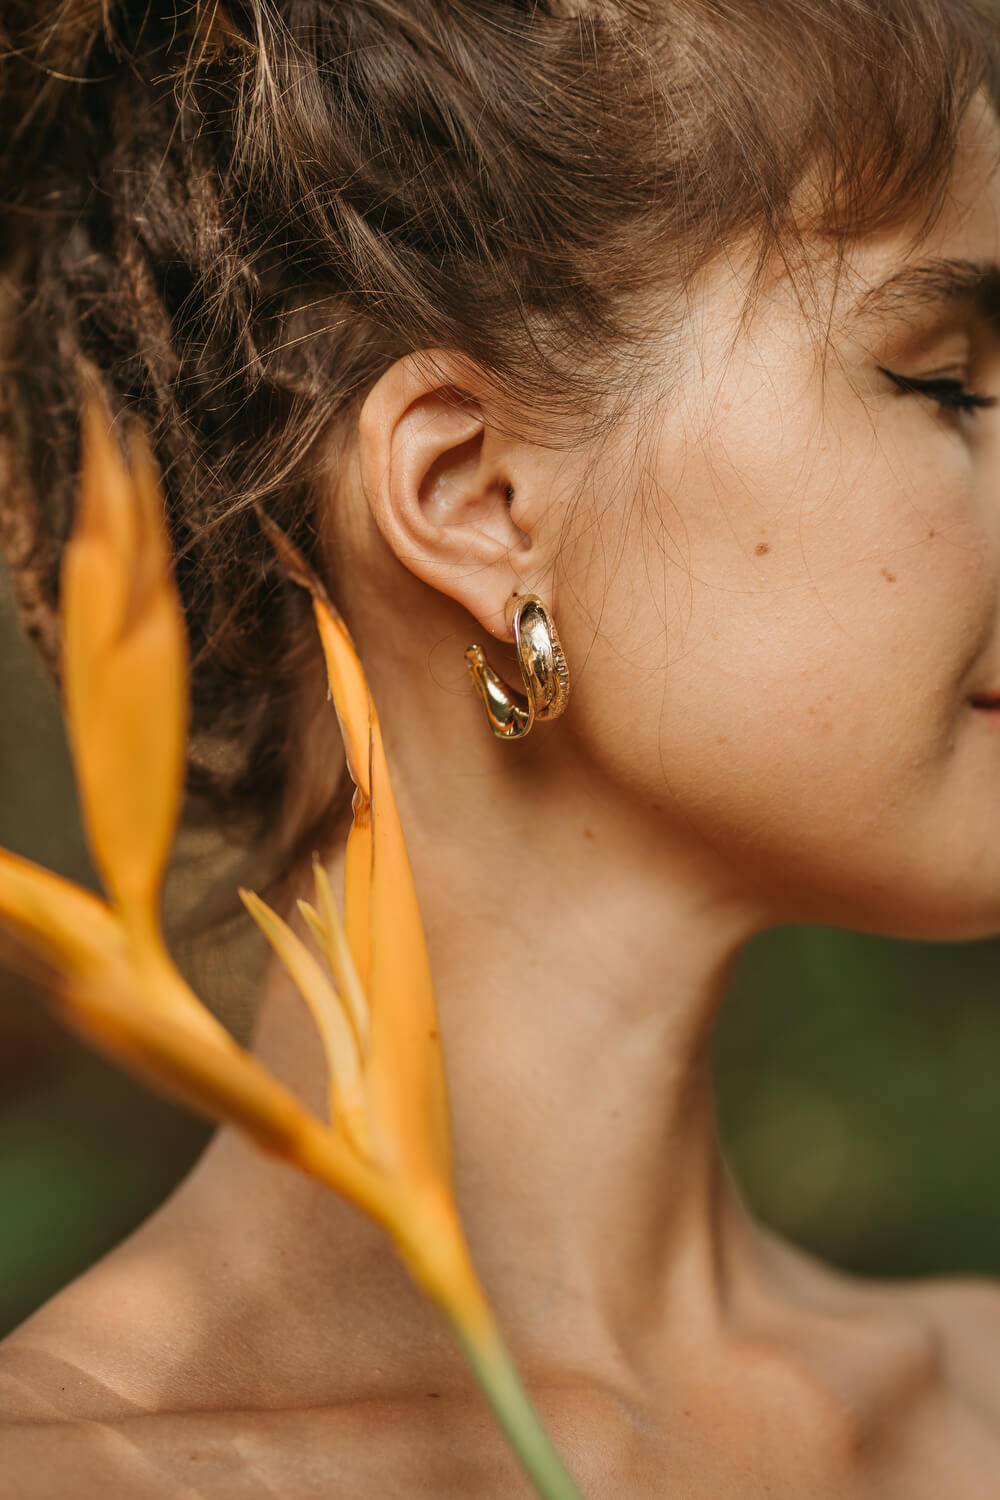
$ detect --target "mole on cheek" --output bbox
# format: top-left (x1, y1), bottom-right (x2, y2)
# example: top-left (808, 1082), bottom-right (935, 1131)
top-left (755, 541), bottom-right (770, 556)
top-left (880, 568), bottom-right (897, 583)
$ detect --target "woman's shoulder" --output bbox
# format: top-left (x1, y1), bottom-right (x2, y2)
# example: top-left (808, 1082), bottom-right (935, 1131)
top-left (898, 1272), bottom-right (1000, 1412)
top-left (0, 1269), bottom-right (609, 1499)
top-left (0, 1398), bottom-right (508, 1500)
top-left (0, 1356), bottom-right (623, 1500)
top-left (3, 1254), bottom-right (1000, 1499)
top-left (774, 1232), bottom-right (1000, 1423)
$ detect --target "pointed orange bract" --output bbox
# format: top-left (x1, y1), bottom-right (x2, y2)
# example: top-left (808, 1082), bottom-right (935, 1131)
top-left (61, 404), bottom-right (188, 951)
top-left (302, 858), bottom-right (370, 1052)
top-left (0, 849), bottom-right (123, 978)
top-left (239, 886), bottom-right (370, 1152)
top-left (365, 718), bottom-right (453, 1183)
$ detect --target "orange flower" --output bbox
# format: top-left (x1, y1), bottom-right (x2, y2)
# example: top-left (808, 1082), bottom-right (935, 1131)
top-left (0, 399), bottom-right (585, 1500)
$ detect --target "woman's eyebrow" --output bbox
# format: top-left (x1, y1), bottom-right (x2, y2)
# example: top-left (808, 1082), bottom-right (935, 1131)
top-left (849, 258), bottom-right (1000, 324)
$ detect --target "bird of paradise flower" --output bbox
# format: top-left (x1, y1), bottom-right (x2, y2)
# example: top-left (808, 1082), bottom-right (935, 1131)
top-left (0, 399), bottom-right (586, 1500)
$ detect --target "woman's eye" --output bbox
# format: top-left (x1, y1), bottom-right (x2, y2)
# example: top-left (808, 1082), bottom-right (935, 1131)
top-left (878, 366), bottom-right (998, 414)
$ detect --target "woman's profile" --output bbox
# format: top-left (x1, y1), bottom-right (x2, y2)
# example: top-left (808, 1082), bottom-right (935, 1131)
top-left (1, 0), bottom-right (1000, 1493)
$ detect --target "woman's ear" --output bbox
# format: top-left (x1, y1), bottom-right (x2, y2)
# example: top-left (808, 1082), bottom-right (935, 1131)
top-left (357, 351), bottom-right (549, 642)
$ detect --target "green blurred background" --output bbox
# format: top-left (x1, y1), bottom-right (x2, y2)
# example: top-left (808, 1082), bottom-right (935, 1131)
top-left (1, 558), bottom-right (999, 1339)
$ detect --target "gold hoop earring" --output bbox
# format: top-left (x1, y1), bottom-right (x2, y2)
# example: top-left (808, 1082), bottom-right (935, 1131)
top-left (464, 594), bottom-right (570, 740)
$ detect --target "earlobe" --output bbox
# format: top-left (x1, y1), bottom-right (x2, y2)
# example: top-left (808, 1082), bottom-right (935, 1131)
top-left (357, 352), bottom-right (540, 641)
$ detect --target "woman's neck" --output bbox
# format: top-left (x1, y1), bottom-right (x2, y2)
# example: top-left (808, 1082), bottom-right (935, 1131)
top-left (229, 735), bottom-right (765, 1394)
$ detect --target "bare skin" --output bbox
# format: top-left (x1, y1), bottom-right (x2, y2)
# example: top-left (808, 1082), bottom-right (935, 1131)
top-left (2, 96), bottom-right (1000, 1500)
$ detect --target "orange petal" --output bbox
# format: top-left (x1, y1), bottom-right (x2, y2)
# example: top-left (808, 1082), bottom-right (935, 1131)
top-left (308, 857), bottom-right (370, 1051)
top-left (310, 603), bottom-right (451, 1181)
top-left (0, 846), bottom-right (240, 1047)
top-left (240, 887), bottom-right (368, 1148)
top-left (0, 848), bottom-right (124, 979)
top-left (365, 723), bottom-right (452, 1183)
top-left (60, 400), bottom-right (188, 944)
top-left (343, 714), bottom-right (374, 1003)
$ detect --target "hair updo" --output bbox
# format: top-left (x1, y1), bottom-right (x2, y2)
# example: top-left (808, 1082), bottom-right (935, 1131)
top-left (0, 0), bottom-right (997, 913)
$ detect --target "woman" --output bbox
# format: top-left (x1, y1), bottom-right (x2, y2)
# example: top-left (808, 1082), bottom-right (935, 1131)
top-left (1, 0), bottom-right (999, 1492)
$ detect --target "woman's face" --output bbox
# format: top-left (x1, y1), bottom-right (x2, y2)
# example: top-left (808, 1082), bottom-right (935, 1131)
top-left (557, 96), bottom-right (1000, 938)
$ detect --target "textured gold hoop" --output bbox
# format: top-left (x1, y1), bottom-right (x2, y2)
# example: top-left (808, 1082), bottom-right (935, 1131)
top-left (464, 594), bottom-right (570, 740)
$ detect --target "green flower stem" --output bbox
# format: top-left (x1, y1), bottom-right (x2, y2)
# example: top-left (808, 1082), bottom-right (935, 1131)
top-left (391, 1195), bottom-right (589, 1500)
top-left (448, 1311), bottom-right (588, 1500)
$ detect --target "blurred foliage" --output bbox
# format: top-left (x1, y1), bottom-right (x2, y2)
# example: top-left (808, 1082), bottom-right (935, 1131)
top-left (716, 927), bottom-right (1000, 1278)
top-left (1, 563), bottom-right (999, 1340)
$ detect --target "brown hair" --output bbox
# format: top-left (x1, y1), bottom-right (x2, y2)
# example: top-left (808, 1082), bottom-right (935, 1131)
top-left (0, 0), bottom-right (997, 918)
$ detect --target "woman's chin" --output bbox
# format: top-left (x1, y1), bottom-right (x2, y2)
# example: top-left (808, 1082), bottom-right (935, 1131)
top-left (843, 891), bottom-right (1000, 945)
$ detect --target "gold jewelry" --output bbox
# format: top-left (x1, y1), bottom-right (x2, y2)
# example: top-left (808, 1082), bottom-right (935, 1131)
top-left (465, 594), bottom-right (570, 740)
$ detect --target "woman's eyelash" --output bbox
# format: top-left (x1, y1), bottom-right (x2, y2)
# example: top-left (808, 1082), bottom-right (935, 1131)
top-left (878, 366), bottom-right (998, 414)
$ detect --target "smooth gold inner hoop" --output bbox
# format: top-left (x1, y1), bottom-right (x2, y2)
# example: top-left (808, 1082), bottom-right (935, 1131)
top-left (464, 595), bottom-right (570, 740)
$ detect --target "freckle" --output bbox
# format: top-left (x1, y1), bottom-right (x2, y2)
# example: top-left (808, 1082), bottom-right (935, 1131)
top-left (807, 705), bottom-right (816, 715)
top-left (428, 1030), bottom-right (438, 1040)
top-left (755, 542), bottom-right (770, 556)
top-left (880, 568), bottom-right (896, 583)
top-left (583, 827), bottom-right (595, 840)
top-left (928, 528), bottom-right (936, 538)
top-left (716, 734), bottom-right (729, 745)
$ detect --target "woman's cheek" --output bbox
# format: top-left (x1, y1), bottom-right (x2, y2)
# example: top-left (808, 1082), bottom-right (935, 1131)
top-left (765, 410), bottom-right (996, 699)
top-left (563, 394), bottom-right (997, 836)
